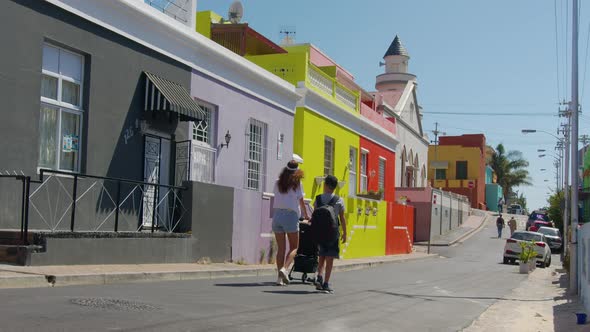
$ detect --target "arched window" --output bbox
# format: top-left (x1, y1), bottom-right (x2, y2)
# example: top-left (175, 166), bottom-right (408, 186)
top-left (400, 146), bottom-right (407, 187)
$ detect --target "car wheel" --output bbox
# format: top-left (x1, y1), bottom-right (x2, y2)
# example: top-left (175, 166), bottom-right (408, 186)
top-left (503, 257), bottom-right (510, 264)
top-left (540, 257), bottom-right (547, 268)
top-left (546, 256), bottom-right (551, 267)
top-left (510, 258), bottom-right (516, 265)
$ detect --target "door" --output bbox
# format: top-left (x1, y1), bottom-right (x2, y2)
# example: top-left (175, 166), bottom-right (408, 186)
top-left (142, 135), bottom-right (171, 229)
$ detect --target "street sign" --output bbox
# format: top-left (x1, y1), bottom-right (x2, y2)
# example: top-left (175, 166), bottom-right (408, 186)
top-left (467, 181), bottom-right (474, 189)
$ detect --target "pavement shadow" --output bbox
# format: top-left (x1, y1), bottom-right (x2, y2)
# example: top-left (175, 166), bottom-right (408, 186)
top-left (214, 282), bottom-right (277, 288)
top-left (368, 290), bottom-right (553, 302)
top-left (263, 290), bottom-right (318, 295)
top-left (552, 271), bottom-right (588, 331)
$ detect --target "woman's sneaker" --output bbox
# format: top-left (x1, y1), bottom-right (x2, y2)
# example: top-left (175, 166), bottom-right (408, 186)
top-left (314, 275), bottom-right (324, 290)
top-left (321, 282), bottom-right (333, 294)
top-left (278, 268), bottom-right (290, 285)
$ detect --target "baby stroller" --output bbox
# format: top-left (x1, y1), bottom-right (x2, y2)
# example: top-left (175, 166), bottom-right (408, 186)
top-left (289, 221), bottom-right (318, 283)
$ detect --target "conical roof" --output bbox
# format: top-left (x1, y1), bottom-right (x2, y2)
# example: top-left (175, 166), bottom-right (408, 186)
top-left (384, 35), bottom-right (408, 57)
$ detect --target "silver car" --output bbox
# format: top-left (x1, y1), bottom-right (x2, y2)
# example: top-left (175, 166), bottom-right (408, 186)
top-left (537, 227), bottom-right (563, 252)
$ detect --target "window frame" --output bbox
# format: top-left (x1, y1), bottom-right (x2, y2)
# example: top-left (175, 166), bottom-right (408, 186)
top-left (349, 147), bottom-right (358, 196)
top-left (323, 136), bottom-right (335, 176)
top-left (190, 102), bottom-right (216, 147)
top-left (378, 156), bottom-right (386, 191)
top-left (456, 161), bottom-right (468, 180)
top-left (360, 149), bottom-right (369, 193)
top-left (245, 118), bottom-right (267, 191)
top-left (38, 43), bottom-right (85, 173)
top-left (435, 168), bottom-right (447, 180)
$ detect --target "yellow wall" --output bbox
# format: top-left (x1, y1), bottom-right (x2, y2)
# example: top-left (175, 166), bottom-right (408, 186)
top-left (428, 145), bottom-right (481, 181)
top-left (196, 11), bottom-right (223, 38)
top-left (295, 107), bottom-right (386, 259)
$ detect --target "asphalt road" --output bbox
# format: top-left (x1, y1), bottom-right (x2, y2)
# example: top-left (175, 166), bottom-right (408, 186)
top-left (0, 214), bottom-right (546, 332)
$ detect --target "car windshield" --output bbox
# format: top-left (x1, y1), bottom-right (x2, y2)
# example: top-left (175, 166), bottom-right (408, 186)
top-left (538, 228), bottom-right (559, 236)
top-left (511, 232), bottom-right (542, 242)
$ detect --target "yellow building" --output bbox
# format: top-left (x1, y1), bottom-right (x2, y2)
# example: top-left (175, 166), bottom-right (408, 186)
top-left (428, 134), bottom-right (487, 209)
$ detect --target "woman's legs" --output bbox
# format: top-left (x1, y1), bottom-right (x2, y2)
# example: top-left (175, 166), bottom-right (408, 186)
top-left (274, 232), bottom-right (286, 272)
top-left (284, 231), bottom-right (299, 270)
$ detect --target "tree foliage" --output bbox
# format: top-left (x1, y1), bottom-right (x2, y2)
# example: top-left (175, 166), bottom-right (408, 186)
top-left (489, 144), bottom-right (532, 199)
top-left (547, 190), bottom-right (564, 232)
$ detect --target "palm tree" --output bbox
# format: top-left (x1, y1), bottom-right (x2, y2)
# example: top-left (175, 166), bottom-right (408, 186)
top-left (489, 144), bottom-right (532, 199)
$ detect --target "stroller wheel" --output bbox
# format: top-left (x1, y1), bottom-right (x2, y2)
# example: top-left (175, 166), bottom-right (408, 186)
top-left (302, 273), bottom-right (308, 284)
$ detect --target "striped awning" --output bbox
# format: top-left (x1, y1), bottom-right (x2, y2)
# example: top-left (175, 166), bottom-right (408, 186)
top-left (144, 72), bottom-right (205, 121)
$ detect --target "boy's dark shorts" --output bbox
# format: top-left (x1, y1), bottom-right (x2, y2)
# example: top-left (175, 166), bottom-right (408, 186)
top-left (318, 238), bottom-right (340, 258)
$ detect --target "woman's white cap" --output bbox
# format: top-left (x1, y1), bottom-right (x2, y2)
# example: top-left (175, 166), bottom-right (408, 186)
top-left (292, 153), bottom-right (304, 164)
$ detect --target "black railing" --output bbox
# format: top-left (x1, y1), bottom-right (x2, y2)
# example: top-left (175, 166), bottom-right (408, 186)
top-left (23, 169), bottom-right (188, 234)
top-left (0, 174), bottom-right (31, 245)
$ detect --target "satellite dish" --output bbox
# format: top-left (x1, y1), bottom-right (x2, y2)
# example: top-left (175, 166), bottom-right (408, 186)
top-left (228, 1), bottom-right (243, 24)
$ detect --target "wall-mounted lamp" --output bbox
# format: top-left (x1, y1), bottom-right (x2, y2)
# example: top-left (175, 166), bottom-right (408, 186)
top-left (220, 130), bottom-right (231, 149)
top-left (372, 207), bottom-right (378, 216)
top-left (315, 176), bottom-right (325, 186)
top-left (357, 207), bottom-right (362, 216)
top-left (365, 207), bottom-right (371, 216)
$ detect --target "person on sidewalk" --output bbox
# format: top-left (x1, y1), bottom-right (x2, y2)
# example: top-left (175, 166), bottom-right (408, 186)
top-left (272, 160), bottom-right (310, 286)
top-left (312, 175), bottom-right (347, 294)
top-left (496, 214), bottom-right (505, 238)
top-left (508, 217), bottom-right (517, 236)
top-left (497, 197), bottom-right (504, 213)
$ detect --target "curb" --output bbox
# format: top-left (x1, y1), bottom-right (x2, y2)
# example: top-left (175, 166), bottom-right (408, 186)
top-left (0, 255), bottom-right (438, 289)
top-left (416, 213), bottom-right (492, 247)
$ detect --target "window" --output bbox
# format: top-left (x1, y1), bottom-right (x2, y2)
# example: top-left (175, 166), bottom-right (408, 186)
top-left (378, 157), bottom-right (386, 191)
top-left (191, 103), bottom-right (215, 145)
top-left (246, 119), bottom-right (267, 191)
top-left (435, 169), bottom-right (446, 180)
top-left (360, 150), bottom-right (368, 192)
top-left (349, 147), bottom-right (357, 196)
top-left (39, 44), bottom-right (84, 172)
top-left (323, 136), bottom-right (335, 176)
top-left (456, 161), bottom-right (468, 180)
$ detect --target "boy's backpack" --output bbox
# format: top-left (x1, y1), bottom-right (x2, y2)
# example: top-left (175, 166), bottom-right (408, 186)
top-left (310, 195), bottom-right (339, 245)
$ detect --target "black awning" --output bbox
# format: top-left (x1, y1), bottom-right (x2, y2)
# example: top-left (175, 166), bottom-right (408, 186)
top-left (144, 72), bottom-right (206, 121)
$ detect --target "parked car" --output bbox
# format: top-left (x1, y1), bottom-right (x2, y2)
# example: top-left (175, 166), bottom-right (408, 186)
top-left (503, 231), bottom-right (552, 268)
top-left (529, 220), bottom-right (554, 232)
top-left (508, 204), bottom-right (523, 215)
top-left (526, 210), bottom-right (551, 230)
top-left (536, 227), bottom-right (563, 252)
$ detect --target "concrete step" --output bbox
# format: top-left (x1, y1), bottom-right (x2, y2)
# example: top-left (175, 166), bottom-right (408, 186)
top-left (0, 245), bottom-right (43, 266)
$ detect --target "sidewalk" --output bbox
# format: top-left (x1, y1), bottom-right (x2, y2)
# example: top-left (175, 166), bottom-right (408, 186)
top-left (0, 252), bottom-right (437, 289)
top-left (416, 211), bottom-right (491, 247)
top-left (463, 264), bottom-right (588, 332)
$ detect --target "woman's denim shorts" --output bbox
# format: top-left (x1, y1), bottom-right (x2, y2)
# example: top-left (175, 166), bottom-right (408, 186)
top-left (272, 209), bottom-right (299, 233)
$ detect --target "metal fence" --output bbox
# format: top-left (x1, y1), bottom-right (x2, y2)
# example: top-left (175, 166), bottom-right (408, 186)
top-left (1, 169), bottom-right (188, 242)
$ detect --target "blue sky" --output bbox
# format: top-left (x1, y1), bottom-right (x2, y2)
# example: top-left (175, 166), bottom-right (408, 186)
top-left (198, 0), bottom-right (590, 210)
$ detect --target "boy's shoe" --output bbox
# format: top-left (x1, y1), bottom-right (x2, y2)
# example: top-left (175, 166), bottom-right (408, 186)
top-left (278, 268), bottom-right (290, 285)
top-left (321, 282), bottom-right (334, 294)
top-left (314, 275), bottom-right (324, 290)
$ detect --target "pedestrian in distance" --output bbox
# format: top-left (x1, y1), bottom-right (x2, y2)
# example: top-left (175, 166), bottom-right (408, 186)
top-left (311, 175), bottom-right (347, 294)
top-left (497, 197), bottom-right (504, 213)
top-left (496, 214), bottom-right (505, 238)
top-left (272, 160), bottom-right (310, 286)
top-left (508, 216), bottom-right (517, 236)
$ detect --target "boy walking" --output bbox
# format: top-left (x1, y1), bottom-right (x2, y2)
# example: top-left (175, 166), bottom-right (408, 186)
top-left (312, 175), bottom-right (347, 294)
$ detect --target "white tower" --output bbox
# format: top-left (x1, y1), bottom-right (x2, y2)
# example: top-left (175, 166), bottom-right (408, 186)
top-left (376, 35), bottom-right (416, 91)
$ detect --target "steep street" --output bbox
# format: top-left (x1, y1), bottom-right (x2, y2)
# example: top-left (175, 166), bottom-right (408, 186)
top-left (0, 214), bottom-right (546, 332)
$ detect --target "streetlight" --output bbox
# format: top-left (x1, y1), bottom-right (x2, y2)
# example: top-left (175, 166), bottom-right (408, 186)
top-left (522, 129), bottom-right (562, 140)
top-left (540, 168), bottom-right (547, 171)
top-left (538, 149), bottom-right (546, 152)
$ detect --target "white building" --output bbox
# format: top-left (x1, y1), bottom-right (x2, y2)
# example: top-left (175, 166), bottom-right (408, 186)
top-left (372, 35), bottom-right (429, 188)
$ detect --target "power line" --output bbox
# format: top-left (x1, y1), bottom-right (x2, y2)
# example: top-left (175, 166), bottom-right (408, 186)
top-left (422, 111), bottom-right (556, 116)
top-left (555, 0), bottom-right (562, 101)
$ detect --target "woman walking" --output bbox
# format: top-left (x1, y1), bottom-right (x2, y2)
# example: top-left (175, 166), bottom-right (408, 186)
top-left (272, 160), bottom-right (309, 286)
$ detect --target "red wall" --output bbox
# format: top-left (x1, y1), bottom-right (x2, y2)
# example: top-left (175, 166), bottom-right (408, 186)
top-left (386, 202), bottom-right (415, 254)
top-left (359, 137), bottom-right (396, 202)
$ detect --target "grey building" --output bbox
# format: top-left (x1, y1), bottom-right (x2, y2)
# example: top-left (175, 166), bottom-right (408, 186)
top-left (0, 0), bottom-right (205, 264)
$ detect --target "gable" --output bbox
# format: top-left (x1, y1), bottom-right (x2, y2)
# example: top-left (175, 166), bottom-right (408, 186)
top-left (396, 83), bottom-right (423, 136)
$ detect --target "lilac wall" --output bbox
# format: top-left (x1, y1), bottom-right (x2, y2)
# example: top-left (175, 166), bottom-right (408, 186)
top-left (191, 70), bottom-right (295, 193)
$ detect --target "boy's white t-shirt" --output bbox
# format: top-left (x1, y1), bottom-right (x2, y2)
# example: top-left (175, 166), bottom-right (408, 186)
top-left (273, 181), bottom-right (304, 215)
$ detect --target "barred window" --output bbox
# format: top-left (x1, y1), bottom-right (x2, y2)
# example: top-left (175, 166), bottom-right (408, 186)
top-left (378, 157), bottom-right (386, 191)
top-left (324, 136), bottom-right (335, 176)
top-left (246, 119), bottom-right (267, 191)
top-left (191, 104), bottom-right (214, 145)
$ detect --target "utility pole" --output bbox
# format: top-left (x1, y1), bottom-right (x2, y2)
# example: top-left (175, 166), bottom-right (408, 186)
top-left (430, 122), bottom-right (445, 180)
top-left (559, 110), bottom-right (571, 258)
top-left (569, 0), bottom-right (579, 294)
